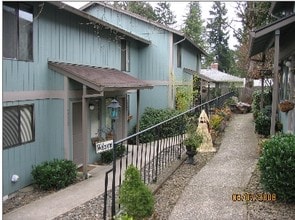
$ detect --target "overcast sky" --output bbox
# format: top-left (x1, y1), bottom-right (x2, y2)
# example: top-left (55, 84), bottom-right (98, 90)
top-left (65, 1), bottom-right (240, 49)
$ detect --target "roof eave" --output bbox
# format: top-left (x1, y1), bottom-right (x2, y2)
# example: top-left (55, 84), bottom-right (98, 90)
top-left (48, 2), bottom-right (151, 45)
top-left (48, 61), bottom-right (153, 91)
top-left (249, 14), bottom-right (295, 57)
top-left (81, 2), bottom-right (208, 56)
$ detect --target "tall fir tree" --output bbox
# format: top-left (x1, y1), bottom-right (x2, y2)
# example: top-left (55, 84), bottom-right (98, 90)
top-left (206, 2), bottom-right (233, 73)
top-left (154, 2), bottom-right (176, 26)
top-left (182, 2), bottom-right (205, 48)
top-left (113, 1), bottom-right (157, 21)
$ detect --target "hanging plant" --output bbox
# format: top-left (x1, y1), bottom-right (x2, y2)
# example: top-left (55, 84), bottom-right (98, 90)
top-left (278, 100), bottom-right (295, 113)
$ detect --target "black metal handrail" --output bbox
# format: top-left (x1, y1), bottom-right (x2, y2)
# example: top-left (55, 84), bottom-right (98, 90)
top-left (103, 92), bottom-right (234, 219)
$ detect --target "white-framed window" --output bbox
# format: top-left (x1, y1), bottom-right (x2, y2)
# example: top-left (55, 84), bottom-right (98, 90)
top-left (121, 39), bottom-right (130, 72)
top-left (3, 104), bottom-right (35, 149)
top-left (3, 2), bottom-right (33, 61)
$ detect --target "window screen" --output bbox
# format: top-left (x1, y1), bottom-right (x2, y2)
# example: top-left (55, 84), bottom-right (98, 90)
top-left (3, 105), bottom-right (35, 148)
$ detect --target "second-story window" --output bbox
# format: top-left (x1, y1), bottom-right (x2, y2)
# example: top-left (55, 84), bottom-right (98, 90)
top-left (3, 2), bottom-right (33, 61)
top-left (177, 44), bottom-right (182, 68)
top-left (121, 39), bottom-right (130, 72)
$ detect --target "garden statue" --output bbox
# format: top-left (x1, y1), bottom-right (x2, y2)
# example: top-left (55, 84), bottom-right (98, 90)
top-left (197, 110), bottom-right (216, 152)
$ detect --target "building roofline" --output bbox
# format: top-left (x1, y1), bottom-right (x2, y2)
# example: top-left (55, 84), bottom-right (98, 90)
top-left (81, 2), bottom-right (207, 56)
top-left (249, 13), bottom-right (295, 57)
top-left (48, 1), bottom-right (151, 45)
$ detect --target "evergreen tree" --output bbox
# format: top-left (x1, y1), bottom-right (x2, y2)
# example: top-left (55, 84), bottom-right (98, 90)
top-left (206, 2), bottom-right (233, 73)
top-left (182, 2), bottom-right (205, 48)
top-left (113, 1), bottom-right (157, 21)
top-left (154, 2), bottom-right (176, 26)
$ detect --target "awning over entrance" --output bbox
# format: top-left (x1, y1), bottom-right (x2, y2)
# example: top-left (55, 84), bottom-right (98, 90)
top-left (48, 61), bottom-right (153, 91)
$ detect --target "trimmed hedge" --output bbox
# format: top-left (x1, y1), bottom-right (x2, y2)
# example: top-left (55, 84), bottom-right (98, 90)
top-left (31, 159), bottom-right (77, 190)
top-left (259, 134), bottom-right (295, 203)
top-left (129, 107), bottom-right (186, 144)
top-left (254, 112), bottom-right (271, 136)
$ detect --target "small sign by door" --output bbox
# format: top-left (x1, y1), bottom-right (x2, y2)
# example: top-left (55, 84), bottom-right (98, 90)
top-left (96, 140), bottom-right (113, 153)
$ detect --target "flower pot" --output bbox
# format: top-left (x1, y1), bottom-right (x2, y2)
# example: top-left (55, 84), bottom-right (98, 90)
top-left (186, 146), bottom-right (197, 164)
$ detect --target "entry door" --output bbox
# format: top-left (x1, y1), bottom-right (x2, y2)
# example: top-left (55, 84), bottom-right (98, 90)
top-left (72, 102), bottom-right (83, 165)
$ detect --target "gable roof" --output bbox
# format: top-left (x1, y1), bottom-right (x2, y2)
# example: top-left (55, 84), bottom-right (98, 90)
top-left (48, 61), bottom-right (153, 91)
top-left (48, 2), bottom-right (151, 45)
top-left (81, 2), bottom-right (207, 56)
top-left (200, 69), bottom-right (243, 83)
top-left (185, 68), bottom-right (243, 83)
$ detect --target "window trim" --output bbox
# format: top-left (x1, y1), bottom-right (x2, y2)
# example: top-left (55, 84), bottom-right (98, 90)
top-left (121, 39), bottom-right (130, 72)
top-left (3, 2), bottom-right (34, 61)
top-left (3, 104), bottom-right (35, 149)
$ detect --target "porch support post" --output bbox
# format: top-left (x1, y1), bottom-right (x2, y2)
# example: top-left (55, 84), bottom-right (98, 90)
top-left (82, 85), bottom-right (89, 179)
top-left (136, 89), bottom-right (140, 145)
top-left (270, 30), bottom-right (280, 135)
top-left (288, 55), bottom-right (295, 132)
top-left (64, 76), bottom-right (70, 159)
top-left (207, 81), bottom-right (210, 101)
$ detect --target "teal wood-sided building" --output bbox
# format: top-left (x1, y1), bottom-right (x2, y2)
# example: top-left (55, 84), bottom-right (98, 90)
top-left (2, 1), bottom-right (205, 197)
top-left (81, 2), bottom-right (206, 117)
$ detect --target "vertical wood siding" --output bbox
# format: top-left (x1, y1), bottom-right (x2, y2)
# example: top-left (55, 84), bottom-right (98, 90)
top-left (3, 2), bottom-right (202, 195)
top-left (2, 99), bottom-right (64, 195)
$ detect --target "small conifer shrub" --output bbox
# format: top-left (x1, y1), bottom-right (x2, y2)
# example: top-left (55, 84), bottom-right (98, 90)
top-left (119, 165), bottom-right (154, 219)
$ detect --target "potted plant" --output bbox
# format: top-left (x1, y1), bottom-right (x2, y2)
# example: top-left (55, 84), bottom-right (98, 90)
top-left (183, 130), bottom-right (203, 164)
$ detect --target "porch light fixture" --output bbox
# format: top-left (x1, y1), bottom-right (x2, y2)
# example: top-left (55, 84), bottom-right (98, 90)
top-left (89, 103), bottom-right (95, 111)
top-left (107, 99), bottom-right (121, 120)
top-left (107, 99), bottom-right (121, 217)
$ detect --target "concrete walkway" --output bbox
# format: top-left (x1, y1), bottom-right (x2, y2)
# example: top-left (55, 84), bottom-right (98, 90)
top-left (3, 164), bottom-right (112, 220)
top-left (169, 113), bottom-right (259, 220)
top-left (4, 113), bottom-right (259, 220)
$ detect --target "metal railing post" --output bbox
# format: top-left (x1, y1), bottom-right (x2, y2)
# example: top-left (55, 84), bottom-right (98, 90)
top-left (102, 92), bottom-right (235, 218)
top-left (111, 142), bottom-right (117, 217)
top-left (154, 126), bottom-right (161, 182)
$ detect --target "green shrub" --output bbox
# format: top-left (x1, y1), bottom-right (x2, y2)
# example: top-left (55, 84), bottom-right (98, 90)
top-left (261, 105), bottom-right (272, 117)
top-left (259, 134), bottom-right (295, 202)
top-left (176, 86), bottom-right (193, 112)
top-left (252, 90), bottom-right (272, 119)
top-left (254, 112), bottom-right (271, 136)
top-left (119, 165), bottom-right (154, 219)
top-left (31, 159), bottom-right (77, 190)
top-left (129, 107), bottom-right (186, 143)
top-left (114, 213), bottom-right (133, 220)
top-left (100, 145), bottom-right (126, 164)
top-left (210, 114), bottom-right (224, 131)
